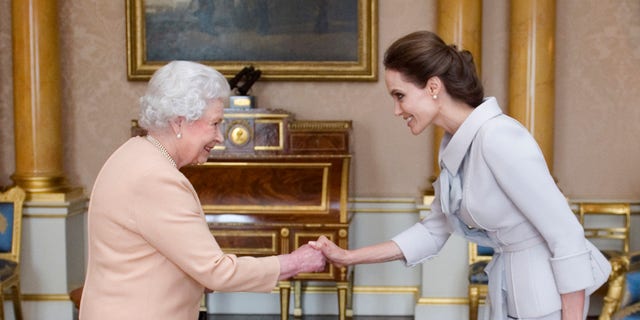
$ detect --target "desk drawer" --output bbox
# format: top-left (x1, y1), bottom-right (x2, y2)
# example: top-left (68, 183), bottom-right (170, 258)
top-left (210, 224), bottom-right (349, 282)
top-left (211, 229), bottom-right (280, 257)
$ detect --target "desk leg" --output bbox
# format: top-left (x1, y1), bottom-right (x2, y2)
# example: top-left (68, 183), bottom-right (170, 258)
top-left (346, 271), bottom-right (354, 318)
top-left (293, 280), bottom-right (302, 318)
top-left (337, 281), bottom-right (349, 320)
top-left (279, 281), bottom-right (291, 320)
top-left (346, 267), bottom-right (356, 319)
top-left (198, 294), bottom-right (207, 320)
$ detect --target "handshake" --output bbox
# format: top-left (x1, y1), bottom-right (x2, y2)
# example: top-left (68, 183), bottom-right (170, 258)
top-left (277, 235), bottom-right (345, 280)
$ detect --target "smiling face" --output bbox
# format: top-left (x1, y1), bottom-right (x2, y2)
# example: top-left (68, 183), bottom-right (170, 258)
top-left (384, 69), bottom-right (440, 135)
top-left (179, 99), bottom-right (225, 165)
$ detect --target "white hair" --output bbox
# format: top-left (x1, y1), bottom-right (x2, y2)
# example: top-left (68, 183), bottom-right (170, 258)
top-left (138, 61), bottom-right (230, 129)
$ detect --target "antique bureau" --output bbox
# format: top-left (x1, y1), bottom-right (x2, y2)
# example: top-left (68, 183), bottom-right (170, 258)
top-left (141, 107), bottom-right (354, 320)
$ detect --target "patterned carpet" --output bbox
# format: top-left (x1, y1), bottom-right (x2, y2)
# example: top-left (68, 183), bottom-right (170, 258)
top-left (207, 316), bottom-right (411, 320)
top-left (207, 315), bottom-right (600, 320)
top-left (206, 314), bottom-right (598, 320)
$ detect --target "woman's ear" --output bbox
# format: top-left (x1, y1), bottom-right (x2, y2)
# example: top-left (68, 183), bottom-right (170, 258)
top-left (426, 77), bottom-right (441, 96)
top-left (170, 117), bottom-right (185, 136)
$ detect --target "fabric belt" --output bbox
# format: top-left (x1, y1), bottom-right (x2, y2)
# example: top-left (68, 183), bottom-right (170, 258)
top-left (493, 235), bottom-right (545, 253)
top-left (485, 236), bottom-right (546, 319)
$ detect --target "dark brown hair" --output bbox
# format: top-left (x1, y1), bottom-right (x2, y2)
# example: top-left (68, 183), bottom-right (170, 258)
top-left (383, 31), bottom-right (484, 108)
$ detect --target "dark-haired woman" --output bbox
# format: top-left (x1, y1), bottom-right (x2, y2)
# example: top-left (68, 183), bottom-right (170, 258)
top-left (311, 31), bottom-right (610, 320)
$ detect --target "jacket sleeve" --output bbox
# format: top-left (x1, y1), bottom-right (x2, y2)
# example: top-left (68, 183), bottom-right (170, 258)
top-left (479, 117), bottom-right (597, 294)
top-left (391, 182), bottom-right (453, 267)
top-left (131, 166), bottom-right (280, 293)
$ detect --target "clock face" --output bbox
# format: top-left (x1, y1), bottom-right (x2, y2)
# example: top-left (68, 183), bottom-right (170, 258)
top-left (229, 124), bottom-right (250, 146)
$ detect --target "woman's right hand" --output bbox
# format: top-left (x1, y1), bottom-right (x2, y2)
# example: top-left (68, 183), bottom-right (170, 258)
top-left (309, 235), bottom-right (349, 268)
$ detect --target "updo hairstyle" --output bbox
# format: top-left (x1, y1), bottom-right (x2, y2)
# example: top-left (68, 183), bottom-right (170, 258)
top-left (383, 31), bottom-right (484, 108)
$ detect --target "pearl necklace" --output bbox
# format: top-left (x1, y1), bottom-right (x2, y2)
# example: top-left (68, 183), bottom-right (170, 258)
top-left (145, 135), bottom-right (177, 168)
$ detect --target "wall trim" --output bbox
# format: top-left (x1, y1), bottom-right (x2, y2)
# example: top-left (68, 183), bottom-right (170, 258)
top-left (417, 297), bottom-right (468, 305)
top-left (19, 294), bottom-right (70, 301)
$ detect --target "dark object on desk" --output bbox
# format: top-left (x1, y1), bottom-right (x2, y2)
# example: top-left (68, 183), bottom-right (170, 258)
top-left (228, 66), bottom-right (262, 108)
top-left (229, 66), bottom-right (262, 96)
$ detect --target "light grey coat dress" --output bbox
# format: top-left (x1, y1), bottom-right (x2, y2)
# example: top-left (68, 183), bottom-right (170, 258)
top-left (392, 97), bottom-right (611, 319)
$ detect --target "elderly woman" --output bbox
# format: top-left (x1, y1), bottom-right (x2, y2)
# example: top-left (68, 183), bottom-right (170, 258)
top-left (80, 61), bottom-right (325, 320)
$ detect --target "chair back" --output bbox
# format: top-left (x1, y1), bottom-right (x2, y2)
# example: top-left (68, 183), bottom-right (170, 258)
top-left (468, 242), bottom-right (494, 264)
top-left (577, 203), bottom-right (631, 255)
top-left (0, 186), bottom-right (26, 263)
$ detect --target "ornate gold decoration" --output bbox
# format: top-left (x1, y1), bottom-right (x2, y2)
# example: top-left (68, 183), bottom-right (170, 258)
top-left (289, 121), bottom-right (352, 131)
top-left (600, 255), bottom-right (629, 320)
top-left (229, 125), bottom-right (250, 146)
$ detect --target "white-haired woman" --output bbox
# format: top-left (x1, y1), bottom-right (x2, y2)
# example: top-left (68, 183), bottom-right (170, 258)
top-left (80, 61), bottom-right (325, 320)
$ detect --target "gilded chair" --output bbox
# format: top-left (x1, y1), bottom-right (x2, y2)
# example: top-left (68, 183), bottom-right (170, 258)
top-left (577, 202), bottom-right (632, 320)
top-left (613, 303), bottom-right (640, 320)
top-left (468, 202), bottom-right (632, 320)
top-left (611, 252), bottom-right (640, 320)
top-left (0, 186), bottom-right (26, 320)
top-left (467, 242), bottom-right (493, 320)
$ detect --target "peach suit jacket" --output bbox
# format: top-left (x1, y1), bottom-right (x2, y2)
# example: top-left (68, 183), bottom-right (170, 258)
top-left (392, 98), bottom-right (611, 319)
top-left (80, 136), bottom-right (280, 320)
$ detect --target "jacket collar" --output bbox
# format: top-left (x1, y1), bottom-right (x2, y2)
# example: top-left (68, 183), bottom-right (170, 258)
top-left (439, 97), bottom-right (503, 175)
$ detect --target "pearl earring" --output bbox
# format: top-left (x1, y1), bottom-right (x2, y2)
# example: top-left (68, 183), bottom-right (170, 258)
top-left (177, 132), bottom-right (182, 139)
top-left (432, 94), bottom-right (438, 100)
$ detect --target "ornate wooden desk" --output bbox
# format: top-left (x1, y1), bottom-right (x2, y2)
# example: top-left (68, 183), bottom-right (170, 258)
top-left (175, 108), bottom-right (353, 319)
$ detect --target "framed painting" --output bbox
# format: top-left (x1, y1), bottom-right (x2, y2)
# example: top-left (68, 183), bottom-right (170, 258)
top-left (126, 0), bottom-right (378, 81)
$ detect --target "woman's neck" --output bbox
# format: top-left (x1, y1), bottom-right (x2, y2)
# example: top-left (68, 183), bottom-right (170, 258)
top-left (436, 98), bottom-right (474, 135)
top-left (146, 130), bottom-right (181, 167)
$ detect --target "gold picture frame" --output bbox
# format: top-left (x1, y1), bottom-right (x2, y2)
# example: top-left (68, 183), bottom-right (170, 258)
top-left (126, 0), bottom-right (378, 81)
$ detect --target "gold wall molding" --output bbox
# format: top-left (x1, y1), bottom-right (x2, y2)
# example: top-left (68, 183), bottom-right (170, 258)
top-left (417, 297), bottom-right (468, 305)
top-left (349, 197), bottom-right (417, 204)
top-left (349, 208), bottom-right (419, 214)
top-left (271, 284), bottom-right (418, 297)
top-left (7, 294), bottom-right (71, 302)
top-left (351, 198), bottom-right (640, 214)
top-left (349, 197), bottom-right (420, 214)
top-left (23, 214), bottom-right (69, 219)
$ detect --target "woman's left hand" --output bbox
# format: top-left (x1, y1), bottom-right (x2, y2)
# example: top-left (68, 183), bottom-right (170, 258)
top-left (309, 235), bottom-right (349, 268)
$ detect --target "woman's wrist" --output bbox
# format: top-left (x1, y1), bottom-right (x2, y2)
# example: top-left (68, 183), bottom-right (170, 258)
top-left (560, 290), bottom-right (585, 320)
top-left (277, 254), bottom-right (296, 280)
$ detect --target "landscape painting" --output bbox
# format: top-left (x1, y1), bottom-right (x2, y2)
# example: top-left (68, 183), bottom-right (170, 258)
top-left (126, 0), bottom-right (377, 81)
